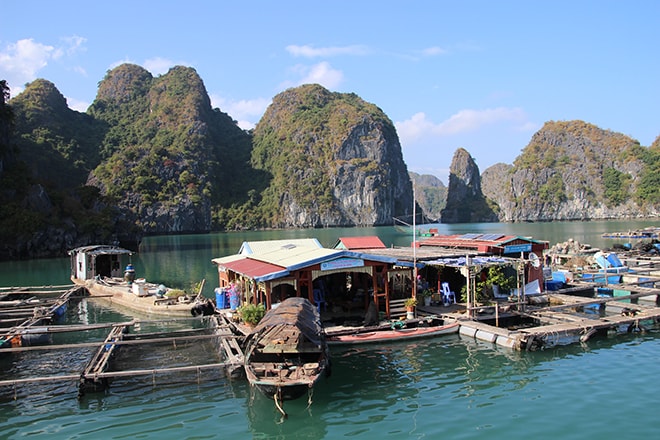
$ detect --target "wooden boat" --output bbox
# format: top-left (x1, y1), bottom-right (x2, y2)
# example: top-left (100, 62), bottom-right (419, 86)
top-left (393, 215), bottom-right (438, 237)
top-left (69, 245), bottom-right (214, 318)
top-left (326, 318), bottom-right (459, 345)
top-left (602, 227), bottom-right (660, 240)
top-left (243, 297), bottom-right (329, 402)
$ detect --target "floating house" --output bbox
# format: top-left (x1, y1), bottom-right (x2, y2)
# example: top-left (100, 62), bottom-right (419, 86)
top-left (211, 238), bottom-right (418, 320)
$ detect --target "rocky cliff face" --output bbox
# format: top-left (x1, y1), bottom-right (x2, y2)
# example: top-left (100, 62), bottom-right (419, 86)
top-left (88, 64), bottom-right (244, 235)
top-left (409, 172), bottom-right (446, 222)
top-left (481, 120), bottom-right (655, 221)
top-left (441, 148), bottom-right (498, 223)
top-left (252, 84), bottom-right (413, 227)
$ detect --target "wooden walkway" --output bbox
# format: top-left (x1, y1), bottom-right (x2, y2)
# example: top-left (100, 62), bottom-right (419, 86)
top-left (420, 282), bottom-right (660, 351)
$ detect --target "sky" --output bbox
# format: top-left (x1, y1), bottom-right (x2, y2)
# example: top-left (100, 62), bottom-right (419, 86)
top-left (2, 1), bottom-right (659, 184)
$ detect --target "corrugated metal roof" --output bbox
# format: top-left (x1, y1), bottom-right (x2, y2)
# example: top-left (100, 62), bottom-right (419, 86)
top-left (251, 246), bottom-right (343, 271)
top-left (68, 245), bottom-right (133, 256)
top-left (334, 236), bottom-right (386, 250)
top-left (218, 257), bottom-right (289, 282)
top-left (419, 234), bottom-right (518, 248)
top-left (239, 238), bottom-right (323, 255)
top-left (211, 254), bottom-right (245, 265)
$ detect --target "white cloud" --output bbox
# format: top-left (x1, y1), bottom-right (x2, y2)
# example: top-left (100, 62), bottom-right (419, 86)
top-left (66, 96), bottom-right (90, 112)
top-left (0, 37), bottom-right (89, 97)
top-left (421, 46), bottom-right (448, 56)
top-left (210, 94), bottom-right (271, 130)
top-left (286, 61), bottom-right (344, 89)
top-left (396, 107), bottom-right (534, 144)
top-left (144, 57), bottom-right (177, 75)
top-left (0, 39), bottom-right (57, 92)
top-left (61, 35), bottom-right (87, 56)
top-left (286, 44), bottom-right (368, 57)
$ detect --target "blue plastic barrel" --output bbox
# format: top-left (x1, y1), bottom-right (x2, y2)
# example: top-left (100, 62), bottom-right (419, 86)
top-left (215, 288), bottom-right (227, 309)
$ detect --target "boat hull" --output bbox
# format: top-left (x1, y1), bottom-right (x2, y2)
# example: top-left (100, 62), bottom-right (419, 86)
top-left (327, 321), bottom-right (459, 345)
top-left (73, 278), bottom-right (206, 318)
top-left (247, 375), bottom-right (319, 401)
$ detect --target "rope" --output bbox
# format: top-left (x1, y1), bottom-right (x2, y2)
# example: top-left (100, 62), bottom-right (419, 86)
top-left (307, 386), bottom-right (314, 409)
top-left (274, 392), bottom-right (287, 418)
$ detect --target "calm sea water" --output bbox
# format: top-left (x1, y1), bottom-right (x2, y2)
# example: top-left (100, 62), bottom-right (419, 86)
top-left (1, 220), bottom-right (659, 439)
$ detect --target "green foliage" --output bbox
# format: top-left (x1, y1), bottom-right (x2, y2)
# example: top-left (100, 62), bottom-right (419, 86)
top-left (538, 174), bottom-right (566, 204)
top-left (636, 169), bottom-right (660, 205)
top-left (238, 303), bottom-right (266, 325)
top-left (251, 84), bottom-right (391, 227)
top-left (419, 289), bottom-right (433, 298)
top-left (603, 167), bottom-right (630, 206)
top-left (404, 297), bottom-right (418, 308)
top-left (460, 265), bottom-right (515, 304)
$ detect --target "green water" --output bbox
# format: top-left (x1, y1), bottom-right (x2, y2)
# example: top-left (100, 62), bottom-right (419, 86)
top-left (1, 220), bottom-right (659, 439)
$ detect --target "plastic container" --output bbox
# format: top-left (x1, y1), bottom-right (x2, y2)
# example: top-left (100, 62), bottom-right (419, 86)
top-left (124, 264), bottom-right (136, 284)
top-left (132, 278), bottom-right (147, 296)
top-left (215, 287), bottom-right (228, 309)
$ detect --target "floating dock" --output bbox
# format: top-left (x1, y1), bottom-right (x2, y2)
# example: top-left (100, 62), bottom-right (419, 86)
top-left (418, 253), bottom-right (660, 351)
top-left (602, 227), bottom-right (660, 240)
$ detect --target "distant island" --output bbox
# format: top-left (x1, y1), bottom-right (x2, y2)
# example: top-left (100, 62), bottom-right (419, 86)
top-left (1, 67), bottom-right (659, 259)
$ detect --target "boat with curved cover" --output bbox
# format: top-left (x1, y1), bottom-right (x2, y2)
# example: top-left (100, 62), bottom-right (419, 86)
top-left (243, 297), bottom-right (330, 402)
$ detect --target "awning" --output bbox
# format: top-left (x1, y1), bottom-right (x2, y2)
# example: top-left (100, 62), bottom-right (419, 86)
top-left (311, 265), bottom-right (373, 280)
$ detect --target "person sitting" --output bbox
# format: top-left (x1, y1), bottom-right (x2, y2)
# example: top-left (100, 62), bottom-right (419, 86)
top-left (363, 300), bottom-right (379, 326)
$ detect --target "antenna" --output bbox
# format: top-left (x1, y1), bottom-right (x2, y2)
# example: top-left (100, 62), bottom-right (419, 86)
top-left (529, 253), bottom-right (541, 268)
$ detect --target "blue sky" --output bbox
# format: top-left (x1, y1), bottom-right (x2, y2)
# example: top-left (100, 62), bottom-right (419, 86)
top-left (3, 1), bottom-right (658, 183)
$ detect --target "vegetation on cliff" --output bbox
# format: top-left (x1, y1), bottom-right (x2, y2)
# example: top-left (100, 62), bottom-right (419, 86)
top-left (442, 148), bottom-right (498, 223)
top-left (482, 120), bottom-right (659, 221)
top-left (252, 84), bottom-right (412, 227)
top-left (3, 63), bottom-right (660, 258)
top-left (87, 64), bottom-right (259, 233)
top-left (409, 172), bottom-right (446, 222)
top-left (1, 67), bottom-right (415, 258)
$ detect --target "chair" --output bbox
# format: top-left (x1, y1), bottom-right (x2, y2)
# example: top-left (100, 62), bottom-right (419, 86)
top-left (313, 288), bottom-right (326, 313)
top-left (441, 282), bottom-right (456, 306)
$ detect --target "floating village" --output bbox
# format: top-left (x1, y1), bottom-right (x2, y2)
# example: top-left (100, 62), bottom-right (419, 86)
top-left (3, 226), bottom-right (660, 415)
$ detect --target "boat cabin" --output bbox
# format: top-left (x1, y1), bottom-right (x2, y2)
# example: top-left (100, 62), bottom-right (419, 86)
top-left (69, 245), bottom-right (133, 281)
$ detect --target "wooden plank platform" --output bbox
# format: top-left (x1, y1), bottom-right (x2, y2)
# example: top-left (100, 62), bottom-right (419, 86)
top-left (79, 324), bottom-right (128, 395)
top-left (453, 285), bottom-right (660, 350)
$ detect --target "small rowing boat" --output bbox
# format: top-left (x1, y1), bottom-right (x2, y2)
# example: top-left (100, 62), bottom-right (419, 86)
top-left (327, 318), bottom-right (459, 345)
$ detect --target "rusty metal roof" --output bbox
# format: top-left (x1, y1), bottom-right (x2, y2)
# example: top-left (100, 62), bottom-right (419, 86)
top-left (334, 236), bottom-right (386, 250)
top-left (216, 257), bottom-right (289, 282)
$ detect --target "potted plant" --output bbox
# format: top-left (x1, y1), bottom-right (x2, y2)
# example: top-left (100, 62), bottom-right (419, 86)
top-left (404, 297), bottom-right (417, 319)
top-left (237, 303), bottom-right (265, 327)
top-left (404, 297), bottom-right (418, 311)
top-left (420, 289), bottom-right (433, 306)
top-left (483, 265), bottom-right (515, 298)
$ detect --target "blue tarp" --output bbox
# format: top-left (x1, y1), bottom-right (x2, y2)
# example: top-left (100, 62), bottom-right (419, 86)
top-left (426, 256), bottom-right (509, 267)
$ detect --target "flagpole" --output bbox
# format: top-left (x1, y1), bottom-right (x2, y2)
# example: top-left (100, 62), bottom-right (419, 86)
top-left (412, 182), bottom-right (417, 299)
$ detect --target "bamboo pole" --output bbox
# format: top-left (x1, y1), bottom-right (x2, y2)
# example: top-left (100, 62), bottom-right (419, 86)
top-left (0, 332), bottom-right (238, 353)
top-left (0, 362), bottom-right (232, 387)
top-left (0, 284), bottom-right (76, 292)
